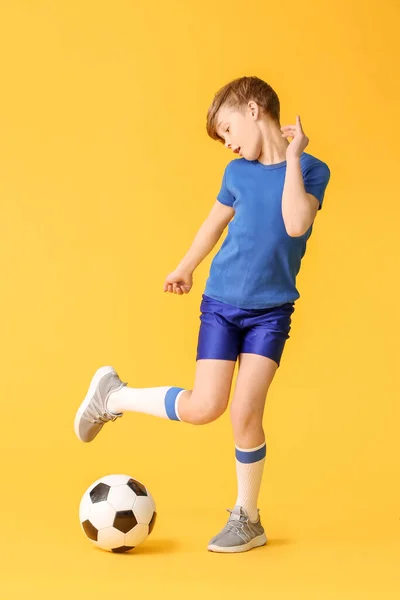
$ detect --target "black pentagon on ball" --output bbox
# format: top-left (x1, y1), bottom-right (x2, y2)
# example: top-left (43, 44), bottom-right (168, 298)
top-left (90, 482), bottom-right (111, 503)
top-left (113, 510), bottom-right (138, 533)
top-left (149, 511), bottom-right (157, 535)
top-left (127, 478), bottom-right (147, 496)
top-left (82, 520), bottom-right (98, 541)
top-left (111, 545), bottom-right (135, 553)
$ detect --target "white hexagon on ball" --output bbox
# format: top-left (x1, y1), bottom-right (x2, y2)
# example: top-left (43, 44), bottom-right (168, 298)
top-left (107, 484), bottom-right (136, 511)
top-left (98, 474), bottom-right (131, 487)
top-left (125, 523), bottom-right (149, 547)
top-left (147, 490), bottom-right (156, 513)
top-left (89, 501), bottom-right (115, 530)
top-left (134, 496), bottom-right (154, 524)
top-left (79, 492), bottom-right (93, 522)
top-left (97, 527), bottom-right (125, 551)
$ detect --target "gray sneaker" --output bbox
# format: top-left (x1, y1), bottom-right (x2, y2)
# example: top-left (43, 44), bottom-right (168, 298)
top-left (207, 505), bottom-right (267, 553)
top-left (74, 366), bottom-right (128, 443)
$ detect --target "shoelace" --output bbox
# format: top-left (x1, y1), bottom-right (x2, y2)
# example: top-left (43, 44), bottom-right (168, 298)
top-left (89, 411), bottom-right (118, 425)
top-left (85, 389), bottom-right (121, 425)
top-left (225, 508), bottom-right (249, 535)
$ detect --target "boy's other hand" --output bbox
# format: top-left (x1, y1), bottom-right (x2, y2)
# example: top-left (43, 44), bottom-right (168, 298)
top-left (281, 115), bottom-right (309, 159)
top-left (163, 268), bottom-right (193, 295)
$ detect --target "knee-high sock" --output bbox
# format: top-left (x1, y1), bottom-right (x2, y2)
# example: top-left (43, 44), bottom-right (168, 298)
top-left (107, 385), bottom-right (187, 421)
top-left (235, 442), bottom-right (267, 522)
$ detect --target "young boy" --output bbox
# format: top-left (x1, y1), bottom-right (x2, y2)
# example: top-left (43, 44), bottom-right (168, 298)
top-left (74, 76), bottom-right (331, 553)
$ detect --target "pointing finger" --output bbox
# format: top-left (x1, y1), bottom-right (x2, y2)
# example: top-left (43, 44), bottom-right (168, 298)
top-left (296, 115), bottom-right (303, 130)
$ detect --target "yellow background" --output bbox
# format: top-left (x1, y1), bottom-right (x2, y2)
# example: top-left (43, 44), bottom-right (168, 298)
top-left (0, 1), bottom-right (399, 598)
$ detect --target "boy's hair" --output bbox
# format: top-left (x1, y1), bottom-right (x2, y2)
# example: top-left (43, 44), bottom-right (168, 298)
top-left (206, 76), bottom-right (281, 143)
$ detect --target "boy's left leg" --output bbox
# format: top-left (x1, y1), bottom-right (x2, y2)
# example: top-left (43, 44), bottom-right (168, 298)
top-left (208, 352), bottom-right (278, 553)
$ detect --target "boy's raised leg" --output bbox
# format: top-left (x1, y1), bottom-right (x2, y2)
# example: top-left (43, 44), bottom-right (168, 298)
top-left (74, 359), bottom-right (236, 443)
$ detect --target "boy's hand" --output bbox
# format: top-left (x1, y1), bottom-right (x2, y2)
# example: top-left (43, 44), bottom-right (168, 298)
top-left (281, 115), bottom-right (309, 160)
top-left (163, 268), bottom-right (193, 295)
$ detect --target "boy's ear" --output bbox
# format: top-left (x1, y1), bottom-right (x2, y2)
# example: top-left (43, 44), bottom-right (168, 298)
top-left (247, 100), bottom-right (259, 119)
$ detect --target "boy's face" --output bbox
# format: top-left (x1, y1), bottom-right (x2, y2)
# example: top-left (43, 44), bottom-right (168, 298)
top-left (216, 102), bottom-right (262, 161)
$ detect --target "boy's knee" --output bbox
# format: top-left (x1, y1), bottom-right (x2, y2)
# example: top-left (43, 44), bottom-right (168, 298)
top-left (230, 406), bottom-right (263, 432)
top-left (192, 399), bottom-right (226, 425)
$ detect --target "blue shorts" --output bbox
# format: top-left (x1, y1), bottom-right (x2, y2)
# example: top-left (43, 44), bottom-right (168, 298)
top-left (196, 294), bottom-right (295, 367)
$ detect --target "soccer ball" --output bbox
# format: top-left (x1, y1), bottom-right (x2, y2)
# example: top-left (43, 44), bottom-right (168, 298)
top-left (79, 474), bottom-right (157, 553)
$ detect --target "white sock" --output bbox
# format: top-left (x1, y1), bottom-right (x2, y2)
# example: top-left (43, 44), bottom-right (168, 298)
top-left (235, 441), bottom-right (267, 523)
top-left (107, 385), bottom-right (187, 421)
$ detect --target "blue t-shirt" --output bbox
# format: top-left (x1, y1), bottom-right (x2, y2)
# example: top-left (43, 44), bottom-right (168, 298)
top-left (204, 152), bottom-right (331, 309)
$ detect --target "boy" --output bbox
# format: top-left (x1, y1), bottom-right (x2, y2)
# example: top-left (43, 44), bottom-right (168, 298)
top-left (74, 76), bottom-right (331, 553)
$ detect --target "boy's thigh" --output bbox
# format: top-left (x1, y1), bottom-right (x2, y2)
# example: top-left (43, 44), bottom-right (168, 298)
top-left (191, 358), bottom-right (236, 415)
top-left (230, 353), bottom-right (278, 421)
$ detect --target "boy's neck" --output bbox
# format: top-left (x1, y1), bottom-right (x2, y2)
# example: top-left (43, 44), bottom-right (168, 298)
top-left (257, 119), bottom-right (290, 165)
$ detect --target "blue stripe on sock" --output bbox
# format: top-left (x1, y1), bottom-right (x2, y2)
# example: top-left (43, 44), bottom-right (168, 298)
top-left (165, 387), bottom-right (185, 421)
top-left (235, 443), bottom-right (266, 464)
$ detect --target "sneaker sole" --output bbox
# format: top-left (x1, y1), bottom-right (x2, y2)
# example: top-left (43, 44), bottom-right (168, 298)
top-left (207, 533), bottom-right (267, 553)
top-left (74, 366), bottom-right (116, 442)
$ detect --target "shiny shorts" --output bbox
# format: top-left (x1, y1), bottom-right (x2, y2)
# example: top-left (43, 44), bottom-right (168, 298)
top-left (196, 294), bottom-right (295, 367)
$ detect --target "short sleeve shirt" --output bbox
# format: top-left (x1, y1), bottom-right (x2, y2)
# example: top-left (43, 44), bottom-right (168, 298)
top-left (203, 152), bottom-right (331, 309)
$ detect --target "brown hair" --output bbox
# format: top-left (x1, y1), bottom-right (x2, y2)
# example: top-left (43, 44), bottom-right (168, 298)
top-left (206, 76), bottom-right (281, 143)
